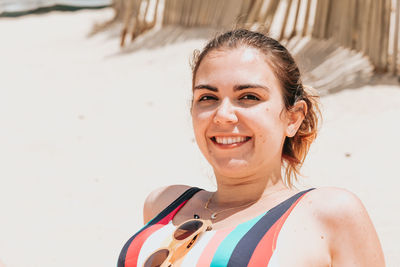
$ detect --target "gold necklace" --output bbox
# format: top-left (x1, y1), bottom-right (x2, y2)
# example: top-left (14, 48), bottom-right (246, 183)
top-left (204, 187), bottom-right (288, 220)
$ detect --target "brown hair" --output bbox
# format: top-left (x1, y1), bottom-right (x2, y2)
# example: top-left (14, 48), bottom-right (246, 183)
top-left (191, 29), bottom-right (321, 186)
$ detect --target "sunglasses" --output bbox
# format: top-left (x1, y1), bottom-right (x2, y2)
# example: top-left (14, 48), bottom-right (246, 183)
top-left (143, 219), bottom-right (213, 267)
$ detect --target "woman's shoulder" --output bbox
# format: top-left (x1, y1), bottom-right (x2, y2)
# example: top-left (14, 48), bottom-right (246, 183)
top-left (143, 184), bottom-right (193, 224)
top-left (299, 187), bottom-right (384, 265)
top-left (302, 187), bottom-right (367, 222)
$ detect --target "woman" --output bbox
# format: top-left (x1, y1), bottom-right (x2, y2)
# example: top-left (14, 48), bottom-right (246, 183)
top-left (118, 29), bottom-right (385, 267)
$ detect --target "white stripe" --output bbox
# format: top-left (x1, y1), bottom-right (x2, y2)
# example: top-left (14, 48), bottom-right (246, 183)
top-left (136, 222), bottom-right (175, 267)
top-left (180, 231), bottom-right (216, 267)
top-left (267, 249), bottom-right (280, 267)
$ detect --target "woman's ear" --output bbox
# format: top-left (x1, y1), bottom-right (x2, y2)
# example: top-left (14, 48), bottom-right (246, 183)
top-left (285, 100), bottom-right (307, 137)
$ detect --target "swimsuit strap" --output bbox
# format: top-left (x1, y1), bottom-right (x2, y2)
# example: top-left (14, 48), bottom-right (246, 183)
top-left (118, 187), bottom-right (203, 267)
top-left (226, 188), bottom-right (315, 266)
top-left (146, 186), bottom-right (204, 225)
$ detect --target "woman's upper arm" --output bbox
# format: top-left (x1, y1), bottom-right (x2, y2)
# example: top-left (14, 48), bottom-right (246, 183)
top-left (318, 188), bottom-right (385, 267)
top-left (143, 184), bottom-right (192, 225)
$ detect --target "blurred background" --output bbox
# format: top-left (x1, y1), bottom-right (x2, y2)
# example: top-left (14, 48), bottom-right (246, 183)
top-left (0, 0), bottom-right (399, 266)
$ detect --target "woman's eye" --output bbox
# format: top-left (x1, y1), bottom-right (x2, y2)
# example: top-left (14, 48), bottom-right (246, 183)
top-left (240, 94), bottom-right (260, 101)
top-left (199, 95), bottom-right (218, 101)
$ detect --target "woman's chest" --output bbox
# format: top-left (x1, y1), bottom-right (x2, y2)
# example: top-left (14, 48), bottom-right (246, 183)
top-left (136, 216), bottom-right (330, 267)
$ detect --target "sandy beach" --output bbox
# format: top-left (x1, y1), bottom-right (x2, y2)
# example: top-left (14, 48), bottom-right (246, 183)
top-left (0, 8), bottom-right (399, 267)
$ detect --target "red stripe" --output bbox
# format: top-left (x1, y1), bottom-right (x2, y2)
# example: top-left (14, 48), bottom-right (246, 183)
top-left (247, 194), bottom-right (308, 267)
top-left (124, 201), bottom-right (188, 267)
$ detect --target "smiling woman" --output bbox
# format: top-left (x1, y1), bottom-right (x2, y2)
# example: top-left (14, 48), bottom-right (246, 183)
top-left (118, 29), bottom-right (385, 267)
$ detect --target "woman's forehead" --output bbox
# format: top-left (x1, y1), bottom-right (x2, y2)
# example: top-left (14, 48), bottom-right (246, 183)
top-left (195, 47), bottom-right (278, 86)
top-left (202, 46), bottom-right (264, 63)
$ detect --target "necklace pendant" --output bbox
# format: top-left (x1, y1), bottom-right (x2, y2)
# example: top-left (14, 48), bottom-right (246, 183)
top-left (211, 213), bottom-right (217, 220)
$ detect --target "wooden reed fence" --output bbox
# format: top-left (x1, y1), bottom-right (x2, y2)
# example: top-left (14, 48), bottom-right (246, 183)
top-left (112, 0), bottom-right (400, 75)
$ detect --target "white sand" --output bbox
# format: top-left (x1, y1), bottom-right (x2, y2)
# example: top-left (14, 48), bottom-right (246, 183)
top-left (0, 8), bottom-right (399, 267)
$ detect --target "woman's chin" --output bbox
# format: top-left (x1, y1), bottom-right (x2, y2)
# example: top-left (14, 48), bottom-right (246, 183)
top-left (211, 158), bottom-right (252, 178)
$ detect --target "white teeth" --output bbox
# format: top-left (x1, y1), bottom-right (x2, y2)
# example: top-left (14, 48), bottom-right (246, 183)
top-left (215, 136), bottom-right (248, 145)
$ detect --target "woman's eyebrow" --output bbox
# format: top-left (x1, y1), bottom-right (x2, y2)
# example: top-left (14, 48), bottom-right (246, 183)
top-left (193, 84), bottom-right (218, 92)
top-left (234, 84), bottom-right (270, 93)
top-left (193, 84), bottom-right (270, 93)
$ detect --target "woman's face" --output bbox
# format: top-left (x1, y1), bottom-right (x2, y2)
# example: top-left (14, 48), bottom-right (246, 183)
top-left (191, 47), bottom-right (291, 179)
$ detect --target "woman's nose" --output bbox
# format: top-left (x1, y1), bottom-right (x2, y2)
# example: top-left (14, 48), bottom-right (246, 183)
top-left (213, 98), bottom-right (238, 125)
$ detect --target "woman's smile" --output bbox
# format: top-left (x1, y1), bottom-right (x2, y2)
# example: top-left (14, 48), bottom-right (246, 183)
top-left (210, 135), bottom-right (252, 148)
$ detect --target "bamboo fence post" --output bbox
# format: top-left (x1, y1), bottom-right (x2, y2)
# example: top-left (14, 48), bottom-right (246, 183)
top-left (194, 0), bottom-right (202, 26)
top-left (370, 0), bottom-right (382, 70)
top-left (289, 0), bottom-right (302, 39)
top-left (187, 0), bottom-right (196, 27)
top-left (205, 0), bottom-right (217, 27)
top-left (323, 0), bottom-right (332, 39)
top-left (197, 0), bottom-right (209, 26)
top-left (178, 0), bottom-right (186, 26)
top-left (324, 0), bottom-right (334, 40)
top-left (129, 0), bottom-right (143, 41)
top-left (377, 0), bottom-right (386, 71)
top-left (367, 0), bottom-right (377, 64)
top-left (222, 0), bottom-right (234, 28)
top-left (185, 0), bottom-right (193, 26)
top-left (376, 0), bottom-right (384, 69)
top-left (188, 0), bottom-right (200, 27)
top-left (342, 0), bottom-right (354, 47)
top-left (204, 0), bottom-right (213, 26)
top-left (349, 0), bottom-right (358, 49)
top-left (393, 0), bottom-right (400, 75)
top-left (146, 0), bottom-right (160, 29)
top-left (301, 0), bottom-right (311, 37)
top-left (145, 0), bottom-right (157, 30)
top-left (262, 0), bottom-right (281, 33)
top-left (311, 0), bottom-right (320, 38)
top-left (246, 0), bottom-right (264, 25)
top-left (169, 0), bottom-right (178, 25)
top-left (132, 0), bottom-right (149, 39)
top-left (379, 0), bottom-right (391, 72)
top-left (219, 0), bottom-right (239, 28)
top-left (113, 0), bottom-right (124, 21)
top-left (162, 0), bottom-right (168, 25)
top-left (354, 0), bottom-right (364, 50)
top-left (163, 0), bottom-right (170, 25)
top-left (312, 0), bottom-right (327, 39)
top-left (344, 0), bottom-right (357, 48)
top-left (173, 0), bottom-right (182, 26)
top-left (361, 0), bottom-right (373, 55)
top-left (120, 0), bottom-right (134, 47)
top-left (377, 0), bottom-right (384, 70)
top-left (183, 0), bottom-right (194, 27)
top-left (237, 0), bottom-right (254, 26)
top-left (325, 0), bottom-right (337, 41)
top-left (341, 0), bottom-right (350, 45)
top-left (211, 0), bottom-right (224, 27)
top-left (142, 0), bottom-right (151, 25)
top-left (163, 0), bottom-right (171, 25)
top-left (279, 0), bottom-right (294, 40)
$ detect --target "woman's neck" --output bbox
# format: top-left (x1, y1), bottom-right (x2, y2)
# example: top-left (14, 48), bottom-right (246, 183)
top-left (211, 171), bottom-right (288, 208)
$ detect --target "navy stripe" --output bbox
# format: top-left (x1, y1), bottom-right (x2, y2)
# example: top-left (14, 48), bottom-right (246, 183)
top-left (227, 188), bottom-right (315, 266)
top-left (147, 187), bottom-right (203, 226)
top-left (117, 187), bottom-right (203, 267)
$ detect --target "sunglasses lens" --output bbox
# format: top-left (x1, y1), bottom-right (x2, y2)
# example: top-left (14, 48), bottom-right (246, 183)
top-left (174, 220), bottom-right (203, 240)
top-left (143, 249), bottom-right (169, 267)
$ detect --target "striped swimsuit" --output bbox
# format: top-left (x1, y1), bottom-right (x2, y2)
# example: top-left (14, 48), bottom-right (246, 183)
top-left (118, 187), bottom-right (314, 267)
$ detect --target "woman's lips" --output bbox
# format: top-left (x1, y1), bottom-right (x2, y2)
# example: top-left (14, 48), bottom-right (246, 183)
top-left (210, 136), bottom-right (251, 148)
